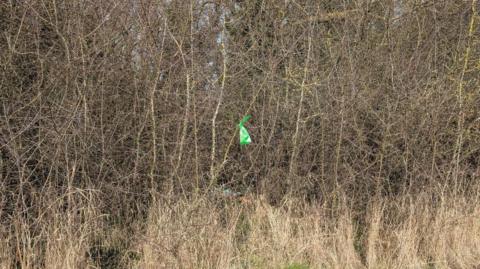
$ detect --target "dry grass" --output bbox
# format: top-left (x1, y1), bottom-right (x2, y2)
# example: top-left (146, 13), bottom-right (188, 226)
top-left (1, 189), bottom-right (480, 268)
top-left (127, 191), bottom-right (480, 269)
top-left (0, 189), bottom-right (103, 269)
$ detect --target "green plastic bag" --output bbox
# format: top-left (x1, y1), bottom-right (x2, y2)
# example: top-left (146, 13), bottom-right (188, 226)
top-left (238, 115), bottom-right (252, 146)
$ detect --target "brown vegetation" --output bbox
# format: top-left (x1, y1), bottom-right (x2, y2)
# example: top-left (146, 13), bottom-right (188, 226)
top-left (1, 0), bottom-right (479, 268)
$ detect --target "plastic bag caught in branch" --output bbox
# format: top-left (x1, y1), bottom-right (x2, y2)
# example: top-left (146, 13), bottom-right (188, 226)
top-left (238, 115), bottom-right (252, 146)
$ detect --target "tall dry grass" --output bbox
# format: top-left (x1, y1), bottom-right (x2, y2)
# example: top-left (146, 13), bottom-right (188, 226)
top-left (130, 189), bottom-right (480, 269)
top-left (0, 189), bottom-right (103, 269)
top-left (1, 188), bottom-right (480, 268)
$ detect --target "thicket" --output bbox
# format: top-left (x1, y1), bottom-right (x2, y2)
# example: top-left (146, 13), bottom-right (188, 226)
top-left (1, 0), bottom-right (479, 268)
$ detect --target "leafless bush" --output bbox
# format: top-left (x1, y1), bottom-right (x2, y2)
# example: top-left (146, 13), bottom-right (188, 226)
top-left (1, 0), bottom-right (479, 267)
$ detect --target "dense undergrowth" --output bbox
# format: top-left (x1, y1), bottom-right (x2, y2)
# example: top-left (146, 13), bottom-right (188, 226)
top-left (1, 0), bottom-right (479, 268)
